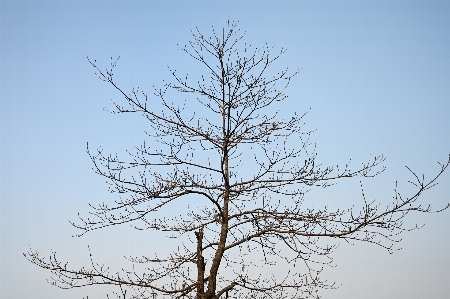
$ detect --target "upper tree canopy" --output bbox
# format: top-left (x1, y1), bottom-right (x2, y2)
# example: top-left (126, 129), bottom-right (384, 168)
top-left (26, 20), bottom-right (449, 299)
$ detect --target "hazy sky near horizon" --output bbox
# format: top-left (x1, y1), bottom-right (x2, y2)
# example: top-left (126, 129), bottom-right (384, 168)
top-left (1, 1), bottom-right (449, 299)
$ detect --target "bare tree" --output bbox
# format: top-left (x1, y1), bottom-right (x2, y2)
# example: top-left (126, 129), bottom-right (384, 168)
top-left (25, 20), bottom-right (449, 299)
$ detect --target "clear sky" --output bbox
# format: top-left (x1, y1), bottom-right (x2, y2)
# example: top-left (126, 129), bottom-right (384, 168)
top-left (1, 1), bottom-right (449, 299)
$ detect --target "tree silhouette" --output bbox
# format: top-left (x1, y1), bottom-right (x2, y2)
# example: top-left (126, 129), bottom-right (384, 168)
top-left (25, 20), bottom-right (449, 299)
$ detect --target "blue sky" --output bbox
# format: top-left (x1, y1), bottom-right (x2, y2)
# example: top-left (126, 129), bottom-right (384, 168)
top-left (1, 1), bottom-right (449, 298)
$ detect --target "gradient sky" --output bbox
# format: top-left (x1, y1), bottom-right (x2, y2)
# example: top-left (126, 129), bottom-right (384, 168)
top-left (1, 1), bottom-right (449, 299)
